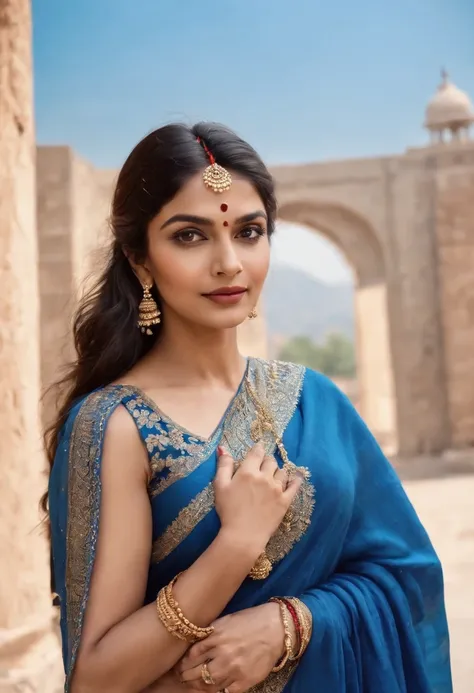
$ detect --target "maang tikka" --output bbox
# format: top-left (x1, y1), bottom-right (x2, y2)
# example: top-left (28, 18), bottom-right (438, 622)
top-left (137, 283), bottom-right (161, 335)
top-left (196, 136), bottom-right (232, 193)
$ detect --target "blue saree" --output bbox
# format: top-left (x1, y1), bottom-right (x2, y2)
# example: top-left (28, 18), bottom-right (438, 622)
top-left (49, 357), bottom-right (452, 693)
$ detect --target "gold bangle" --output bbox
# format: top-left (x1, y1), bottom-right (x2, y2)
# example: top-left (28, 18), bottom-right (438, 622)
top-left (269, 598), bottom-right (294, 672)
top-left (286, 598), bottom-right (312, 660)
top-left (249, 552), bottom-right (273, 580)
top-left (156, 573), bottom-right (214, 644)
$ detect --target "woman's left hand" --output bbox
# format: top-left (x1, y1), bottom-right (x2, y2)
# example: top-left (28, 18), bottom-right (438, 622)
top-left (176, 602), bottom-right (288, 693)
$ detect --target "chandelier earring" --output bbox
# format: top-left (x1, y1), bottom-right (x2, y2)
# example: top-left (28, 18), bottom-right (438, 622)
top-left (137, 283), bottom-right (161, 335)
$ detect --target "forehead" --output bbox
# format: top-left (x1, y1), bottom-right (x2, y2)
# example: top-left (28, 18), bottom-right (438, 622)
top-left (156, 172), bottom-right (264, 222)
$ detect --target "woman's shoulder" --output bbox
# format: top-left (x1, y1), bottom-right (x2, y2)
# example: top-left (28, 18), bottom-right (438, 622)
top-left (64, 385), bottom-right (125, 431)
top-left (253, 358), bottom-right (345, 399)
top-left (250, 358), bottom-right (353, 421)
top-left (60, 385), bottom-right (144, 456)
top-left (255, 359), bottom-right (357, 423)
top-left (55, 386), bottom-right (149, 482)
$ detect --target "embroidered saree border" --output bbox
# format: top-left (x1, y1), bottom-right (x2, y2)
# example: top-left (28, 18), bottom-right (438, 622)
top-left (65, 387), bottom-right (123, 688)
top-left (151, 484), bottom-right (215, 563)
top-left (151, 360), bottom-right (315, 568)
top-left (248, 662), bottom-right (297, 693)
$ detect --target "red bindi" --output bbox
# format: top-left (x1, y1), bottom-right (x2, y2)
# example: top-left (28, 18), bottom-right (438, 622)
top-left (220, 203), bottom-right (228, 212)
top-left (223, 220), bottom-right (229, 227)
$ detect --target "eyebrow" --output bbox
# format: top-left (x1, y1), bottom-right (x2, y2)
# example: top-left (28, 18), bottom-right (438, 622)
top-left (160, 210), bottom-right (267, 230)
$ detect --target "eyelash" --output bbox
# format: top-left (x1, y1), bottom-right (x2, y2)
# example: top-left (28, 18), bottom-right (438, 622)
top-left (173, 225), bottom-right (266, 245)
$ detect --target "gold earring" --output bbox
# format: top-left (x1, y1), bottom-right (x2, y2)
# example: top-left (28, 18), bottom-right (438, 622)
top-left (137, 284), bottom-right (161, 335)
top-left (248, 308), bottom-right (257, 320)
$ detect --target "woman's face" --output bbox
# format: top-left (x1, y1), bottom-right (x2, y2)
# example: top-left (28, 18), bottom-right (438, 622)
top-left (138, 172), bottom-right (271, 331)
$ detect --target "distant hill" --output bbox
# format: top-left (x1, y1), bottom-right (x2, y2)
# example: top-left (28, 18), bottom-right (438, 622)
top-left (263, 265), bottom-right (354, 344)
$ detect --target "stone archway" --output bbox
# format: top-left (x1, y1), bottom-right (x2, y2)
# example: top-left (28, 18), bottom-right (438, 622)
top-left (278, 200), bottom-right (397, 451)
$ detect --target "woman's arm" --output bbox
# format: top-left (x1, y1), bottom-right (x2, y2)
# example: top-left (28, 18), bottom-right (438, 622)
top-left (70, 407), bottom-right (300, 693)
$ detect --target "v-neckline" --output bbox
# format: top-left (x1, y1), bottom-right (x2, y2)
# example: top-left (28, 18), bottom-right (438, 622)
top-left (116, 357), bottom-right (251, 444)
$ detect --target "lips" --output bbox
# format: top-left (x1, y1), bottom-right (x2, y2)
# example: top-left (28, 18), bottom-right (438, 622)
top-left (204, 287), bottom-right (247, 296)
top-left (202, 287), bottom-right (248, 306)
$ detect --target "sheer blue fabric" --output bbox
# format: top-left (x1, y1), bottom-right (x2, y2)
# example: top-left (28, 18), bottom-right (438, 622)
top-left (49, 358), bottom-right (452, 692)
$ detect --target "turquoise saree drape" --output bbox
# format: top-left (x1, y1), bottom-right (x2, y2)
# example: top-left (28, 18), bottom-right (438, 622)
top-left (49, 358), bottom-right (452, 692)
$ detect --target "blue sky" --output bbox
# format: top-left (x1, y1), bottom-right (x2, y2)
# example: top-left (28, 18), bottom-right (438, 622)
top-left (33, 0), bottom-right (474, 282)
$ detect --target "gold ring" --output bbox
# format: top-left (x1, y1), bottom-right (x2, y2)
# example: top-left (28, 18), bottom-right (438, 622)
top-left (201, 662), bottom-right (215, 685)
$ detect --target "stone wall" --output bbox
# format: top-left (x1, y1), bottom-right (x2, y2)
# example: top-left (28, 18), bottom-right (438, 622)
top-left (435, 149), bottom-right (474, 447)
top-left (0, 2), bottom-right (62, 689)
top-left (37, 147), bottom-right (76, 425)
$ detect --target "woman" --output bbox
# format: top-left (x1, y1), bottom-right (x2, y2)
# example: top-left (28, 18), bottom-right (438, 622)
top-left (45, 123), bottom-right (452, 693)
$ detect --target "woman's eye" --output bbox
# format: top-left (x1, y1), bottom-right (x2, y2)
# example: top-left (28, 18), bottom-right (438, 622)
top-left (238, 225), bottom-right (265, 240)
top-left (174, 230), bottom-right (204, 244)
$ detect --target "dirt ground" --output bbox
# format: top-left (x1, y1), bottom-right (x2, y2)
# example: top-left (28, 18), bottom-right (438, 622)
top-left (404, 474), bottom-right (474, 693)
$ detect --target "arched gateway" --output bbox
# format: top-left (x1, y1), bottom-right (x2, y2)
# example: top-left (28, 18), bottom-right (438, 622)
top-left (275, 197), bottom-right (396, 451)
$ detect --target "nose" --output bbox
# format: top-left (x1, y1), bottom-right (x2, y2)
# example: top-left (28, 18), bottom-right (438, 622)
top-left (211, 238), bottom-right (243, 278)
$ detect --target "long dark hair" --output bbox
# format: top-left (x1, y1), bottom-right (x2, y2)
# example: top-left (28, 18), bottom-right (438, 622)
top-left (41, 122), bottom-right (277, 517)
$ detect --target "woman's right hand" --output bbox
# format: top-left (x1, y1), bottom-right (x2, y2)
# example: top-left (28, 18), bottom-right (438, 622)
top-left (214, 444), bottom-right (303, 553)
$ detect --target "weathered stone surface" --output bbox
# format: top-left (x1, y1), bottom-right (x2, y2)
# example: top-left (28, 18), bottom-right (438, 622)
top-left (436, 170), bottom-right (474, 447)
top-left (0, 0), bottom-right (62, 688)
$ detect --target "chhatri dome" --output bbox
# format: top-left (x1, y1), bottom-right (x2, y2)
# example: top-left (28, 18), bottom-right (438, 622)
top-left (424, 70), bottom-right (474, 142)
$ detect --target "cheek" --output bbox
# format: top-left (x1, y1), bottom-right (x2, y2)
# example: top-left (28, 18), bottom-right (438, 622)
top-left (246, 242), bottom-right (270, 284)
top-left (148, 245), bottom-right (203, 293)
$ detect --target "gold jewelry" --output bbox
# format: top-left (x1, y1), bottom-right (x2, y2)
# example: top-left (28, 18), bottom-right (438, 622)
top-left (244, 364), bottom-right (311, 580)
top-left (248, 307), bottom-right (258, 319)
top-left (201, 662), bottom-right (215, 685)
top-left (248, 552), bottom-right (273, 580)
top-left (156, 573), bottom-right (214, 643)
top-left (137, 283), bottom-right (161, 334)
top-left (269, 598), bottom-right (294, 672)
top-left (197, 136), bottom-right (232, 193)
top-left (286, 598), bottom-right (312, 660)
top-left (246, 367), bottom-right (310, 480)
top-left (203, 163), bottom-right (232, 193)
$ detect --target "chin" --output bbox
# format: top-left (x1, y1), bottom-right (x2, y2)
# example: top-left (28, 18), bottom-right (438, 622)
top-left (198, 307), bottom-right (251, 331)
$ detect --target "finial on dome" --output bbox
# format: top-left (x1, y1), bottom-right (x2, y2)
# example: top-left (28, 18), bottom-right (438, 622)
top-left (424, 69), bottom-right (474, 138)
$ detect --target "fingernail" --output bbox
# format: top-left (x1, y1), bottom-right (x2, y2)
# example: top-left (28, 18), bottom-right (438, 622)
top-left (217, 445), bottom-right (227, 456)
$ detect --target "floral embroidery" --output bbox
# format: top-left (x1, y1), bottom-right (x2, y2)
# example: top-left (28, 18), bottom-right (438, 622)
top-left (119, 387), bottom-right (229, 497)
